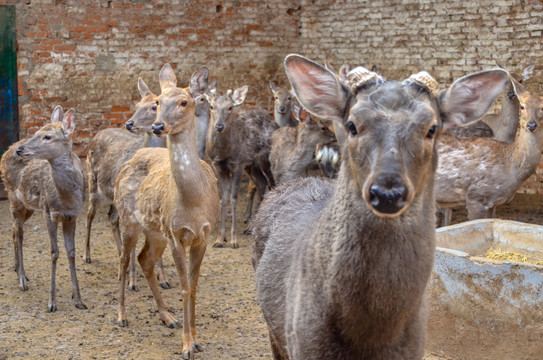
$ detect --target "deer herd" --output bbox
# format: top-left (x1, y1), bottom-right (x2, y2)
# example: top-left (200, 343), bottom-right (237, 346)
top-left (1, 54), bottom-right (541, 359)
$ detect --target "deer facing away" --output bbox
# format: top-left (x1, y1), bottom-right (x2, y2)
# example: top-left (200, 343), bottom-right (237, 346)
top-left (205, 83), bottom-right (277, 248)
top-left (1, 106), bottom-right (87, 312)
top-left (114, 64), bottom-right (219, 360)
top-left (252, 55), bottom-right (510, 359)
top-left (436, 77), bottom-right (543, 225)
top-left (85, 77), bottom-right (170, 290)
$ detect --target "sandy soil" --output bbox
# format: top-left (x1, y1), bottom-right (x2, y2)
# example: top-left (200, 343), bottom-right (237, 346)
top-left (1, 182), bottom-right (542, 360)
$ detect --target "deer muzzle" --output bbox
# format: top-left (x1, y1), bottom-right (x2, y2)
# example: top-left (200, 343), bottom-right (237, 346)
top-left (16, 146), bottom-right (24, 156)
top-left (366, 173), bottom-right (409, 216)
top-left (152, 123), bottom-right (165, 135)
top-left (125, 120), bottom-right (134, 131)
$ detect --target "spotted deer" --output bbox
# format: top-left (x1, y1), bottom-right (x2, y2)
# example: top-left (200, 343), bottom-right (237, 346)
top-left (270, 80), bottom-right (297, 127)
top-left (270, 103), bottom-right (338, 184)
top-left (0, 106), bottom-right (87, 312)
top-left (205, 84), bottom-right (277, 248)
top-left (85, 77), bottom-right (170, 290)
top-left (115, 64), bottom-right (219, 360)
top-left (252, 55), bottom-right (510, 360)
top-left (436, 77), bottom-right (543, 225)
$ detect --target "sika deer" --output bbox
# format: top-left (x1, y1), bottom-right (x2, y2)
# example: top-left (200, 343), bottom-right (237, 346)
top-left (252, 55), bottom-right (509, 360)
top-left (270, 80), bottom-right (297, 127)
top-left (270, 103), bottom-right (337, 184)
top-left (1, 106), bottom-right (87, 312)
top-left (436, 77), bottom-right (543, 225)
top-left (205, 84), bottom-right (277, 248)
top-left (115, 64), bottom-right (219, 360)
top-left (85, 77), bottom-right (170, 290)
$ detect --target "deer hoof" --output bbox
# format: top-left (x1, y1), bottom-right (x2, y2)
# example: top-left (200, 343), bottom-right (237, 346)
top-left (231, 242), bottom-right (239, 249)
top-left (194, 343), bottom-right (204, 352)
top-left (182, 350), bottom-right (194, 360)
top-left (242, 228), bottom-right (252, 235)
top-left (159, 281), bottom-right (172, 290)
top-left (47, 304), bottom-right (57, 313)
top-left (212, 242), bottom-right (224, 248)
top-left (166, 321), bottom-right (180, 329)
top-left (19, 283), bottom-right (28, 291)
top-left (75, 303), bottom-right (88, 310)
top-left (118, 319), bottom-right (129, 327)
top-left (85, 258), bottom-right (92, 264)
top-left (128, 284), bottom-right (139, 292)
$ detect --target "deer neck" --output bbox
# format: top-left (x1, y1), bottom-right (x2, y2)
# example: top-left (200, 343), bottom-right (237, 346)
top-left (206, 121), bottom-right (234, 159)
top-left (49, 152), bottom-right (85, 213)
top-left (492, 88), bottom-right (520, 143)
top-left (510, 127), bottom-right (543, 180)
top-left (168, 127), bottom-right (207, 204)
top-left (143, 132), bottom-right (167, 148)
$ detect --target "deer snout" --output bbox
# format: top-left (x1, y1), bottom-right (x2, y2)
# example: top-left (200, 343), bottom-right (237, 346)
top-left (215, 123), bottom-right (225, 132)
top-left (527, 120), bottom-right (538, 132)
top-left (16, 146), bottom-right (24, 156)
top-left (279, 106), bottom-right (286, 113)
top-left (367, 173), bottom-right (408, 216)
top-left (125, 120), bottom-right (134, 131)
top-left (152, 123), bottom-right (165, 135)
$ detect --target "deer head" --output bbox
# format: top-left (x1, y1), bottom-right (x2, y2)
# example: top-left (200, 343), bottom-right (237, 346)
top-left (125, 77), bottom-right (159, 134)
top-left (206, 85), bottom-right (248, 133)
top-left (16, 105), bottom-right (76, 160)
top-left (285, 54), bottom-right (510, 217)
top-left (152, 64), bottom-right (209, 136)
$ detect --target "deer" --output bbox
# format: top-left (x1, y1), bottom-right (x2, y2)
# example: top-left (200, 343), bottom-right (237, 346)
top-left (270, 80), bottom-right (297, 127)
top-left (252, 54), bottom-right (510, 360)
top-left (205, 82), bottom-right (277, 248)
top-left (0, 106), bottom-right (87, 312)
top-left (114, 64), bottom-right (219, 360)
top-left (85, 77), bottom-right (170, 290)
top-left (446, 65), bottom-right (534, 143)
top-left (270, 103), bottom-right (338, 184)
top-left (436, 77), bottom-right (543, 226)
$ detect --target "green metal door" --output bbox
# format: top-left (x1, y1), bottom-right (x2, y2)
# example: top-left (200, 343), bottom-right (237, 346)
top-left (0, 5), bottom-right (19, 157)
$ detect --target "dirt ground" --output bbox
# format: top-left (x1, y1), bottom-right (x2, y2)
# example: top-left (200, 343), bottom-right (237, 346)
top-left (1, 180), bottom-right (542, 360)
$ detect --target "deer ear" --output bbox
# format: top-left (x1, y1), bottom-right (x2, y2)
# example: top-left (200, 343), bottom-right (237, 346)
top-left (190, 67), bottom-right (209, 98)
top-left (138, 77), bottom-right (152, 98)
top-left (62, 108), bottom-right (76, 135)
top-left (511, 77), bottom-right (527, 98)
top-left (51, 105), bottom-right (64, 124)
top-left (339, 63), bottom-right (351, 83)
top-left (438, 68), bottom-right (510, 129)
top-left (232, 85), bottom-right (248, 106)
top-left (284, 54), bottom-right (350, 125)
top-left (159, 64), bottom-right (177, 91)
top-left (269, 80), bottom-right (277, 94)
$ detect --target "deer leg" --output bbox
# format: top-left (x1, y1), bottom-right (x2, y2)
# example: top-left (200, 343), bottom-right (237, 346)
top-left (156, 257), bottom-right (171, 290)
top-left (186, 238), bottom-right (208, 356)
top-left (62, 218), bottom-right (87, 310)
top-left (243, 181), bottom-right (256, 224)
top-left (441, 207), bottom-right (452, 227)
top-left (139, 231), bottom-right (178, 328)
top-left (230, 168), bottom-right (244, 249)
top-left (117, 227), bottom-right (139, 327)
top-left (213, 170), bottom-right (231, 247)
top-left (84, 195), bottom-right (99, 264)
top-left (44, 212), bottom-right (59, 313)
top-left (12, 208), bottom-right (29, 291)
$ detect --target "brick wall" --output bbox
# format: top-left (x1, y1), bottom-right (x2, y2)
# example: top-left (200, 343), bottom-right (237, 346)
top-left (2, 0), bottom-right (543, 192)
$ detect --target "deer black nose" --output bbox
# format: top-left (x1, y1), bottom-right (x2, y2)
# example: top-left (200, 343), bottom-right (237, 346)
top-left (368, 174), bottom-right (408, 215)
top-left (215, 124), bottom-right (224, 132)
top-left (16, 146), bottom-right (24, 156)
top-left (279, 106), bottom-right (286, 112)
top-left (152, 123), bottom-right (164, 135)
top-left (527, 121), bottom-right (538, 132)
top-left (125, 121), bottom-right (134, 131)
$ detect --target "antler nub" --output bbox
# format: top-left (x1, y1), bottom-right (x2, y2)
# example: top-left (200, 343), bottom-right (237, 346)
top-left (346, 67), bottom-right (385, 95)
top-left (405, 71), bottom-right (438, 97)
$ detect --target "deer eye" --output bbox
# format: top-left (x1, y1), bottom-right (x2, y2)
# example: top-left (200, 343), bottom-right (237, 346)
top-left (180, 101), bottom-right (187, 107)
top-left (210, 106), bottom-right (214, 110)
top-left (344, 120), bottom-right (358, 136)
top-left (151, 106), bottom-right (157, 111)
top-left (228, 106), bottom-right (233, 111)
top-left (520, 104), bottom-right (525, 110)
top-left (287, 97), bottom-right (292, 101)
top-left (44, 135), bottom-right (51, 140)
top-left (426, 125), bottom-right (437, 138)
top-left (155, 99), bottom-right (159, 105)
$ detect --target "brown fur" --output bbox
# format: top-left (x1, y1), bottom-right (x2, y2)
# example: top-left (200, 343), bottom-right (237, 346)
top-left (270, 105), bottom-right (338, 183)
top-left (252, 55), bottom-right (510, 359)
top-left (114, 64), bottom-right (219, 360)
top-left (0, 106), bottom-right (87, 312)
top-left (436, 79), bottom-right (543, 223)
top-left (270, 80), bottom-right (297, 127)
top-left (205, 85), bottom-right (278, 248)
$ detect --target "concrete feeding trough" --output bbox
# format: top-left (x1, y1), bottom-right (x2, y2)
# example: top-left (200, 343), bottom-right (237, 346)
top-left (426, 219), bottom-right (543, 360)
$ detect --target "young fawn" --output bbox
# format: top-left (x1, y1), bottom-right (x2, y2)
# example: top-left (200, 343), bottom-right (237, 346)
top-left (1, 106), bottom-right (87, 312)
top-left (115, 64), bottom-right (219, 360)
top-left (252, 55), bottom-right (509, 359)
